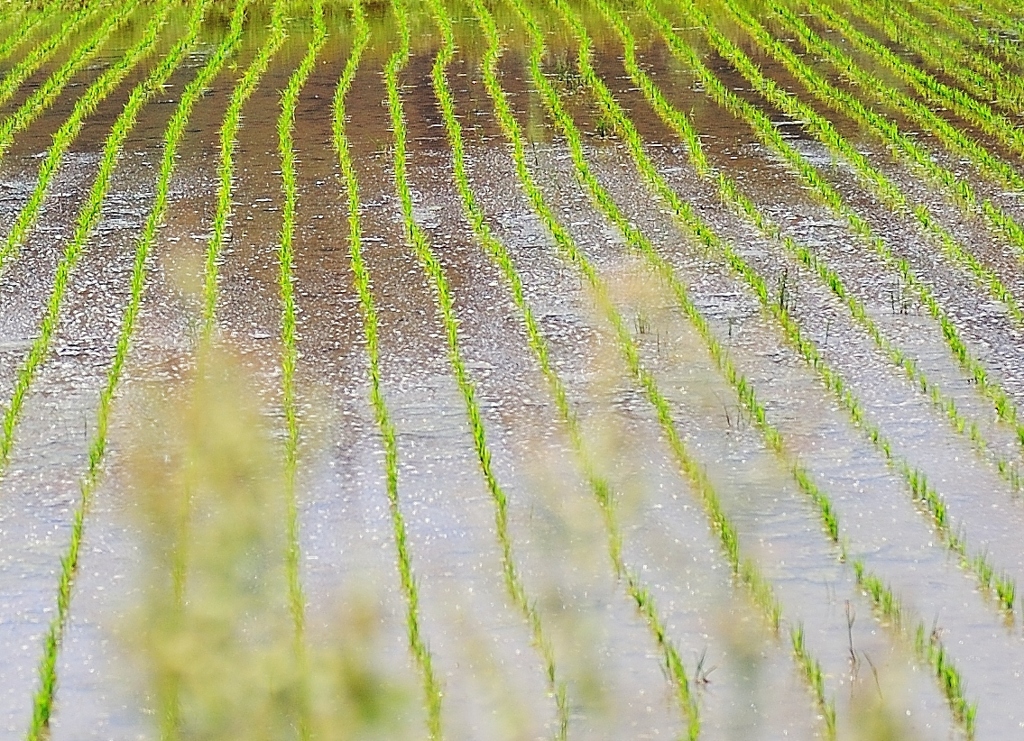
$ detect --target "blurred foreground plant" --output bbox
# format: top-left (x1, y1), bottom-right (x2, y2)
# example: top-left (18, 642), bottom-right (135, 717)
top-left (124, 343), bottom-right (410, 740)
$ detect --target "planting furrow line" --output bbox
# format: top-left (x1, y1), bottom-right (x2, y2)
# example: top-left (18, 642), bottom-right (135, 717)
top-left (201, 0), bottom-right (289, 329)
top-left (653, 0), bottom-right (1019, 619)
top-left (0, 0), bottom-right (142, 163)
top-left (798, 0), bottom-right (1024, 188)
top-left (594, 0), bottom-right (979, 730)
top-left (473, 1), bottom-right (703, 735)
top-left (424, 0), bottom-right (570, 736)
top-left (911, 0), bottom-right (1024, 62)
top-left (716, 0), bottom-right (1024, 327)
top-left (0, 0), bottom-right (156, 277)
top-left (276, 1), bottom-right (327, 736)
top-left (751, 5), bottom-right (1024, 473)
top-left (644, 3), bottom-right (1024, 504)
top-left (843, 0), bottom-right (1024, 115)
top-left (0, 4), bottom-right (50, 68)
top-left (0, 0), bottom-right (99, 112)
top-left (389, 0), bottom-right (578, 734)
top-left (23, 2), bottom-right (250, 736)
top-left (778, 0), bottom-right (1024, 267)
top-left (331, 0), bottom-right (443, 736)
top-left (0, 0), bottom-right (199, 476)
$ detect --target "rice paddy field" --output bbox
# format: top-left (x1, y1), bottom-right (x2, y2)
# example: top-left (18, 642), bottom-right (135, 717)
top-left (7, 0), bottom-right (1024, 738)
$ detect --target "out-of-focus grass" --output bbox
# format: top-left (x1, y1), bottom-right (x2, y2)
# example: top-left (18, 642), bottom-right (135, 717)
top-left (123, 343), bottom-right (412, 740)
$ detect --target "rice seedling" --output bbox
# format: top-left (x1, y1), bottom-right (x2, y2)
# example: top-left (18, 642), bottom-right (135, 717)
top-left (276, 1), bottom-right (327, 735)
top-left (202, 0), bottom-right (289, 330)
top-left (0, 0), bottom-right (100, 112)
top-left (843, 0), bottom-right (1024, 115)
top-left (797, 0), bottom-right (1024, 187)
top-left (24, 2), bottom-right (251, 736)
top-left (662, 0), bottom-right (1020, 623)
top-left (0, 0), bottom-right (162, 276)
top-left (471, 1), bottom-right (703, 736)
top-left (0, 0), bottom-right (141, 163)
top-left (0, 2), bottom-right (50, 67)
top-left (716, 0), bottom-right (1024, 329)
top-left (586, 0), bottom-right (978, 729)
top-left (424, 0), bottom-right (571, 735)
top-left (0, 0), bottom-right (201, 472)
top-left (332, 0), bottom-right (443, 735)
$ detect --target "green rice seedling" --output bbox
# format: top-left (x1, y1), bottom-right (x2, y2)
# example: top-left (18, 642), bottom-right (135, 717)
top-left (518, 0), bottom-right (852, 732)
top-left (332, 0), bottom-right (443, 736)
top-left (0, 0), bottom-right (100, 112)
top-left (845, 0), bottom-right (1024, 114)
top-left (276, 1), bottom-right (327, 735)
top-left (0, 3), bottom-right (50, 67)
top-left (0, 0), bottom-right (141, 163)
top-left (202, 0), bottom-right (290, 331)
top-left (799, 0), bottom-right (1024, 185)
top-left (0, 0), bottom-right (202, 474)
top-left (470, 1), bottom-right (705, 737)
top-left (423, 0), bottom-right (571, 736)
top-left (716, 0), bottom-right (1024, 327)
top-left (662, 0), bottom-right (1021, 605)
top-left (599, 0), bottom-right (977, 672)
top-left (24, 3), bottom-right (252, 736)
top-left (777, 0), bottom-right (1024, 238)
top-left (645, 0), bottom-right (1024, 470)
top-left (0, 0), bottom-right (160, 276)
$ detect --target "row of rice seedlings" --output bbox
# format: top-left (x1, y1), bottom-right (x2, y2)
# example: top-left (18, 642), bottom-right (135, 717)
top-left (276, 2), bottom-right (326, 736)
top-left (424, 0), bottom-right (571, 735)
top-left (471, 1), bottom-right (701, 735)
top-left (778, 1), bottom-right (1024, 232)
top-left (909, 0), bottom-right (1023, 61)
top-left (24, 2), bottom-right (251, 736)
top-left (842, 0), bottom-right (1024, 115)
top-left (762, 6), bottom-right (1024, 461)
top-left (202, 0), bottom-right (289, 329)
top-left (797, 0), bottom-right (1024, 186)
top-left (0, 2), bottom-right (50, 67)
top-left (647, 1), bottom-right (1024, 500)
top-left (666, 0), bottom-right (1018, 620)
top-left (717, 0), bottom-right (1024, 328)
top-left (0, 0), bottom-right (184, 470)
top-left (483, 0), bottom-right (836, 734)
top-left (389, 0), bottom-right (583, 734)
top-left (0, 0), bottom-right (142, 162)
top-left (0, 0), bottom-right (158, 276)
top-left (331, 0), bottom-right (443, 736)
top-left (598, 0), bottom-right (977, 730)
top-left (0, 0), bottom-right (99, 111)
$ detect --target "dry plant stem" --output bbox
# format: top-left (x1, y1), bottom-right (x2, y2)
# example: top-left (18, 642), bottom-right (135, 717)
top-left (660, 0), bottom-right (1017, 618)
top-left (715, 0), bottom-right (1024, 329)
top-left (202, 0), bottom-right (289, 330)
top-left (276, 2), bottom-right (327, 737)
top-left (425, 0), bottom-right (573, 735)
top-left (521, 0), bottom-right (839, 733)
top-left (0, 0), bottom-right (140, 163)
top-left (603, 0), bottom-right (979, 732)
top-left (0, 0), bottom-right (180, 469)
top-left (333, 0), bottom-right (443, 736)
top-left (0, 0), bottom-right (148, 275)
top-left (23, 0), bottom-right (247, 736)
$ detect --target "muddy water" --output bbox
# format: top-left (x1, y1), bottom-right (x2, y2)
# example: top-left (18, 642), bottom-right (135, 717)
top-left (2, 1), bottom-right (1024, 739)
